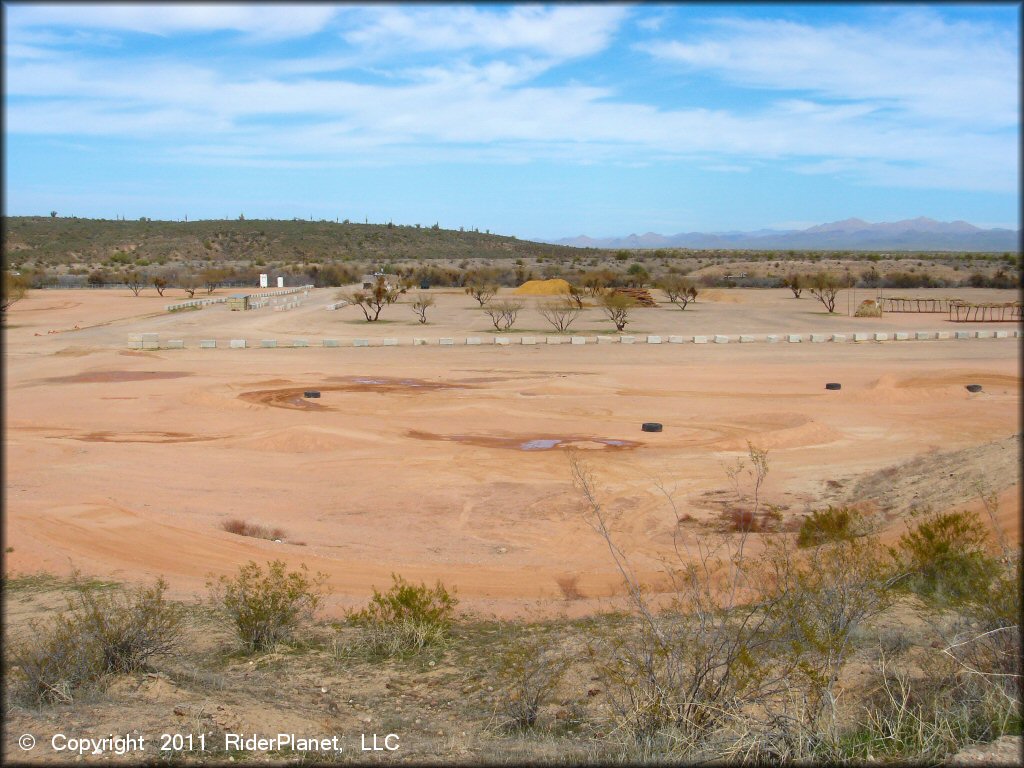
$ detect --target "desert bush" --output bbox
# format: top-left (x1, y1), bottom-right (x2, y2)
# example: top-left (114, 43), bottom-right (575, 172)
top-left (497, 630), bottom-right (570, 731)
top-left (348, 574), bottom-right (458, 657)
top-left (807, 271), bottom-right (849, 313)
top-left (836, 651), bottom-right (1019, 762)
top-left (464, 268), bottom-right (500, 305)
top-left (221, 518), bottom-right (285, 541)
top-left (797, 505), bottom-right (870, 547)
top-left (537, 298), bottom-right (581, 333)
top-left (410, 292), bottom-right (434, 323)
top-left (598, 290), bottom-right (636, 332)
top-left (342, 276), bottom-right (400, 321)
top-left (9, 577), bottom-right (183, 705)
top-left (483, 299), bottom-right (523, 331)
top-left (891, 510), bottom-right (1000, 605)
top-left (657, 274), bottom-right (698, 309)
top-left (208, 560), bottom-right (326, 653)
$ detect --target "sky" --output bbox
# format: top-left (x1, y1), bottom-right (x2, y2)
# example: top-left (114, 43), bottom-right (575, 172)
top-left (3, 2), bottom-right (1020, 240)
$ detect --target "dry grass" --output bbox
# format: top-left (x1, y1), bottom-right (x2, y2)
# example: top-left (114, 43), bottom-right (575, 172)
top-left (221, 517), bottom-right (285, 541)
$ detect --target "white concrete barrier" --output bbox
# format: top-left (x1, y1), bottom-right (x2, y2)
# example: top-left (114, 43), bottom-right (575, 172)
top-left (739, 335), bottom-right (755, 343)
top-left (200, 339), bottom-right (216, 349)
top-left (620, 336), bottom-right (635, 344)
top-left (439, 338), bottom-right (455, 345)
top-left (292, 339), bottom-right (308, 347)
top-left (994, 330), bottom-right (1008, 339)
top-left (788, 334), bottom-right (802, 343)
top-left (766, 335), bottom-right (780, 343)
top-left (853, 333), bottom-right (870, 342)
top-left (261, 339), bottom-right (277, 348)
top-left (975, 330), bottom-right (992, 339)
top-left (693, 336), bottom-right (708, 344)
top-left (141, 332), bottom-right (159, 350)
top-left (668, 335), bottom-right (684, 344)
top-left (353, 339), bottom-right (370, 347)
top-left (546, 336), bottom-right (564, 344)
top-left (647, 335), bottom-right (662, 344)
top-left (521, 336), bottom-right (536, 345)
top-left (230, 339), bottom-right (246, 349)
top-left (954, 331), bottom-right (971, 340)
top-left (466, 337), bottom-right (482, 345)
top-left (874, 333), bottom-right (889, 341)
top-left (810, 334), bottom-right (827, 343)
top-left (381, 338), bottom-right (399, 346)
top-left (323, 339), bottom-right (340, 347)
top-left (165, 339), bottom-right (184, 349)
top-left (936, 331), bottom-right (950, 340)
top-left (915, 331), bottom-right (932, 340)
top-left (571, 336), bottom-right (587, 345)
top-left (127, 335), bottom-right (143, 349)
top-left (714, 335), bottom-right (729, 344)
top-left (831, 334), bottom-right (847, 343)
top-left (597, 336), bottom-right (617, 344)
top-left (894, 332), bottom-right (909, 341)
top-left (495, 337), bottom-right (510, 345)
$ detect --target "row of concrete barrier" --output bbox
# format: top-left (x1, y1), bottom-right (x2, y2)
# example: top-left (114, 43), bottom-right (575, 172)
top-left (128, 329), bottom-right (1020, 350)
top-left (165, 285), bottom-right (312, 312)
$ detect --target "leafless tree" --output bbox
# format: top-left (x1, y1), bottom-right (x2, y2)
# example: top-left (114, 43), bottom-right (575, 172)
top-left (537, 298), bottom-right (581, 333)
top-left (464, 269), bottom-right (500, 306)
top-left (411, 292), bottom-right (435, 324)
top-left (483, 299), bottom-right (523, 331)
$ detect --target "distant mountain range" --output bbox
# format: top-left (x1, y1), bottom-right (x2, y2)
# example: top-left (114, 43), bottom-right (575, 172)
top-left (550, 217), bottom-right (1020, 252)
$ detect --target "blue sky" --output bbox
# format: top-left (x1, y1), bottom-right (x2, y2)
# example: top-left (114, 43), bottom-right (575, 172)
top-left (3, 3), bottom-right (1019, 239)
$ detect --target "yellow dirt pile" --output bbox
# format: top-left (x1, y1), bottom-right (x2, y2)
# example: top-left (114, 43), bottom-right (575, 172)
top-left (513, 278), bottom-right (571, 296)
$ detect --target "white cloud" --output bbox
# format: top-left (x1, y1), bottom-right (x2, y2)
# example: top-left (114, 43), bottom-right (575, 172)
top-left (342, 5), bottom-right (628, 59)
top-left (641, 9), bottom-right (1018, 128)
top-left (3, 6), bottom-right (1017, 196)
top-left (7, 4), bottom-right (340, 40)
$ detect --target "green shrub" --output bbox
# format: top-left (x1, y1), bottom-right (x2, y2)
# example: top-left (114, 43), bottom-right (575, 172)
top-left (9, 577), bottom-right (183, 705)
top-left (209, 560), bottom-right (325, 653)
top-left (891, 510), bottom-right (1000, 605)
top-left (797, 506), bottom-right (868, 547)
top-left (348, 574), bottom-right (457, 657)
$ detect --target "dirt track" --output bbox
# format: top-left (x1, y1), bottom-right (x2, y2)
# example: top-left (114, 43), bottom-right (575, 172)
top-left (4, 288), bottom-right (1020, 618)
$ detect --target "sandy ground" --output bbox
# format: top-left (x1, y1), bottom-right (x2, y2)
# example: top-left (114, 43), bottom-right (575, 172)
top-left (4, 287), bottom-right (1020, 618)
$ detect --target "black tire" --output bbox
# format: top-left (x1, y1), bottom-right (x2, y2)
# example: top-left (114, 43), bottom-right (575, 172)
top-left (641, 422), bottom-right (663, 433)
top-left (965, 384), bottom-right (983, 393)
top-left (825, 383), bottom-right (842, 390)
top-left (304, 391), bottom-right (321, 398)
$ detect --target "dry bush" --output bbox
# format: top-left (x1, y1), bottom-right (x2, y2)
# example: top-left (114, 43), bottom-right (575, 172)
top-left (537, 299), bottom-right (581, 333)
top-left (496, 630), bottom-right (571, 731)
top-left (797, 505), bottom-right (872, 548)
top-left (569, 446), bottom-right (897, 760)
top-left (208, 560), bottom-right (325, 653)
top-left (221, 518), bottom-right (285, 541)
top-left (838, 650), bottom-right (1018, 762)
top-left (598, 290), bottom-right (636, 332)
top-left (483, 299), bottom-right (523, 331)
top-left (9, 577), bottom-right (183, 706)
top-left (348, 573), bottom-right (458, 658)
top-left (410, 292), bottom-right (434, 323)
